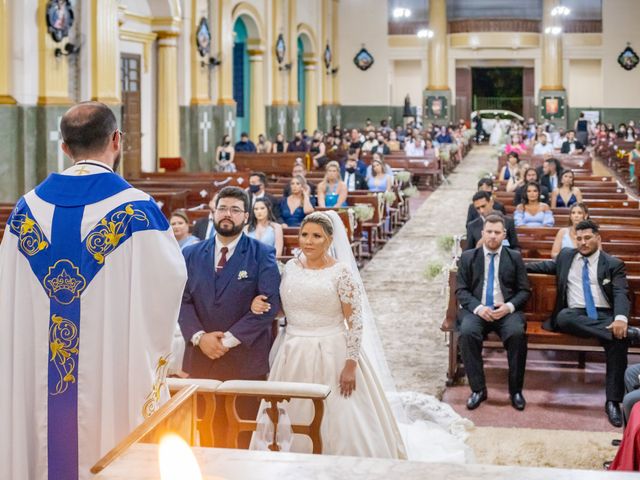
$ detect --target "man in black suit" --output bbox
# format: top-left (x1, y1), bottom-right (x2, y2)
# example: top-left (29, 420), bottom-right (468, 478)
top-left (513, 168), bottom-right (551, 205)
top-left (560, 130), bottom-right (585, 154)
top-left (466, 178), bottom-right (506, 225)
top-left (456, 214), bottom-right (531, 410)
top-left (192, 197), bottom-right (215, 240)
top-left (539, 158), bottom-right (563, 192)
top-left (248, 172), bottom-right (282, 222)
top-left (526, 220), bottom-right (640, 427)
top-left (466, 192), bottom-right (519, 251)
top-left (342, 155), bottom-right (368, 192)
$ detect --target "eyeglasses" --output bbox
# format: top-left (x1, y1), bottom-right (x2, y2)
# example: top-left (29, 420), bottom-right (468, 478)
top-left (112, 129), bottom-right (125, 140)
top-left (215, 206), bottom-right (245, 215)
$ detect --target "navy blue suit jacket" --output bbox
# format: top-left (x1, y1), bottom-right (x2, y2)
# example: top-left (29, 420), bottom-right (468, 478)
top-left (179, 234), bottom-right (281, 379)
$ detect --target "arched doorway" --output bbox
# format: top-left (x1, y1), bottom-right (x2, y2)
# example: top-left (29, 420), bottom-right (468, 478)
top-left (232, 18), bottom-right (250, 140)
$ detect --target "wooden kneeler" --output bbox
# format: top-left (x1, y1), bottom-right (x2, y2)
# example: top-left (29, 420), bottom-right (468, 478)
top-left (215, 380), bottom-right (331, 454)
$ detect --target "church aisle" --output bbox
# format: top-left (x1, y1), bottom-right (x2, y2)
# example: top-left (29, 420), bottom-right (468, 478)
top-left (360, 146), bottom-right (498, 396)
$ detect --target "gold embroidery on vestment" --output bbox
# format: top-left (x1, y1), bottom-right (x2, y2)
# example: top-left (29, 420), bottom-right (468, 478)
top-left (49, 314), bottom-right (79, 395)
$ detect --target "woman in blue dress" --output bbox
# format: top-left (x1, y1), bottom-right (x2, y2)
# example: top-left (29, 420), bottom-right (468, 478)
top-left (514, 182), bottom-right (555, 227)
top-left (551, 203), bottom-right (590, 259)
top-left (280, 175), bottom-right (315, 227)
top-left (245, 198), bottom-right (284, 256)
top-left (318, 160), bottom-right (348, 208)
top-left (366, 156), bottom-right (393, 192)
top-left (498, 152), bottom-right (520, 182)
top-left (170, 210), bottom-right (200, 250)
top-left (550, 170), bottom-right (583, 209)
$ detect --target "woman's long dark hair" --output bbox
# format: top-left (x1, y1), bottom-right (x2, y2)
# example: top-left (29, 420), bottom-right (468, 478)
top-left (522, 181), bottom-right (541, 205)
top-left (247, 198), bottom-right (277, 232)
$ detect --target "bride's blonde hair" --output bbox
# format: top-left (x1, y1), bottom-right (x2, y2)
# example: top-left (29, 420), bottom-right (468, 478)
top-left (300, 212), bottom-right (334, 237)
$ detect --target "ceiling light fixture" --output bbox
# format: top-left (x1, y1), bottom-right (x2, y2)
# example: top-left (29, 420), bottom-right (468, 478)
top-left (417, 29), bottom-right (434, 39)
top-left (393, 7), bottom-right (411, 19)
top-left (551, 6), bottom-right (571, 16)
top-left (544, 26), bottom-right (563, 35)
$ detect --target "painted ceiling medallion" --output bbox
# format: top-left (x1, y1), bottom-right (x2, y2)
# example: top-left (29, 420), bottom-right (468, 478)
top-left (46, 0), bottom-right (75, 43)
top-left (353, 46), bottom-right (374, 71)
top-left (618, 43), bottom-right (639, 71)
top-left (195, 17), bottom-right (212, 58)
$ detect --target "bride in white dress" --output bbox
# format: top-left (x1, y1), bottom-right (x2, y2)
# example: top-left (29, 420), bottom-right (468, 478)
top-left (251, 211), bottom-right (473, 462)
top-left (489, 116), bottom-right (504, 146)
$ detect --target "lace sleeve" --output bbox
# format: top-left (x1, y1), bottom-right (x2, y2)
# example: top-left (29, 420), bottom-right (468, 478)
top-left (336, 265), bottom-right (363, 361)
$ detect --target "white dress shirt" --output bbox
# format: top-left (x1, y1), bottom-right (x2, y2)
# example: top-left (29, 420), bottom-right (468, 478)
top-left (533, 142), bottom-right (554, 155)
top-left (473, 246), bottom-right (515, 315)
top-left (567, 250), bottom-right (627, 323)
top-left (192, 233), bottom-right (245, 348)
top-left (204, 214), bottom-right (215, 239)
top-left (344, 171), bottom-right (356, 191)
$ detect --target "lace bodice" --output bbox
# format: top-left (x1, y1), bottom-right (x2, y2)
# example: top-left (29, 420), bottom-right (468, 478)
top-left (280, 260), bottom-right (363, 360)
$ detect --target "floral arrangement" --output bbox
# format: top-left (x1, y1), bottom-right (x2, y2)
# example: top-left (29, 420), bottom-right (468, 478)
top-left (352, 204), bottom-right (374, 222)
top-left (394, 171), bottom-right (411, 183)
top-left (383, 191), bottom-right (397, 204)
top-left (402, 186), bottom-right (418, 198)
top-left (437, 235), bottom-right (455, 253)
top-left (449, 144), bottom-right (459, 154)
top-left (440, 150), bottom-right (450, 161)
top-left (424, 261), bottom-right (444, 281)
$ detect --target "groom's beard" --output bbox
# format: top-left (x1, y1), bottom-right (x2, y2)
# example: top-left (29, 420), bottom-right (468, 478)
top-left (214, 219), bottom-right (244, 237)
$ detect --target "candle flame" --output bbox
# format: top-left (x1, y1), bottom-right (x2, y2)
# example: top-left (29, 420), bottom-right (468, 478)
top-left (158, 433), bottom-right (203, 480)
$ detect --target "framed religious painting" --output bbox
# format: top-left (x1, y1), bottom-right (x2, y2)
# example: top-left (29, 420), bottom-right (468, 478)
top-left (195, 17), bottom-right (211, 58)
top-left (46, 0), bottom-right (74, 43)
top-left (275, 33), bottom-right (286, 65)
top-left (618, 43), bottom-right (639, 71)
top-left (353, 47), bottom-right (374, 71)
top-left (324, 43), bottom-right (332, 71)
top-left (541, 96), bottom-right (565, 119)
top-left (426, 96), bottom-right (448, 119)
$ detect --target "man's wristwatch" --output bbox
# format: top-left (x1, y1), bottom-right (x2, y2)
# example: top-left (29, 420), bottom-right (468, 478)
top-left (191, 331), bottom-right (205, 346)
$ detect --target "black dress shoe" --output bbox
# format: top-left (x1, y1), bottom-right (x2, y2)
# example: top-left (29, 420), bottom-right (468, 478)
top-left (511, 392), bottom-right (526, 411)
top-left (466, 389), bottom-right (487, 410)
top-left (606, 401), bottom-right (623, 427)
top-left (627, 326), bottom-right (640, 344)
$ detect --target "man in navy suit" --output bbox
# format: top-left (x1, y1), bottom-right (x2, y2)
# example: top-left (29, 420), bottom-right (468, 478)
top-left (179, 186), bottom-right (281, 445)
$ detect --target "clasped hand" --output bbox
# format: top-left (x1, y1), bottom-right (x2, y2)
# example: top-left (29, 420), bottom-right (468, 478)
top-left (606, 319), bottom-right (628, 339)
top-left (199, 331), bottom-right (229, 360)
top-left (478, 302), bottom-right (510, 322)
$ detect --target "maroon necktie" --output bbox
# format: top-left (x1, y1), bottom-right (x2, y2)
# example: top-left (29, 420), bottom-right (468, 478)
top-left (216, 247), bottom-right (228, 272)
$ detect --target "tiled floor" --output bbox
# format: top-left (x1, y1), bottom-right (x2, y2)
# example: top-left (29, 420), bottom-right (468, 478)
top-left (443, 350), bottom-right (640, 432)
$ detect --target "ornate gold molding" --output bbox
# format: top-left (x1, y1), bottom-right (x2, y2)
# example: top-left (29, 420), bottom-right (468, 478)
top-left (0, 95), bottom-right (17, 105)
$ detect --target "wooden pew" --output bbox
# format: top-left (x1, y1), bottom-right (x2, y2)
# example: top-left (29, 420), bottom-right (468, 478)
top-left (518, 238), bottom-right (640, 263)
top-left (234, 153), bottom-right (309, 176)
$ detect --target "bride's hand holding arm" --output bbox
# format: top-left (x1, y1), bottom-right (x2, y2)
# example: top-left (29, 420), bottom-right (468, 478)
top-left (251, 294), bottom-right (284, 317)
top-left (338, 267), bottom-right (363, 398)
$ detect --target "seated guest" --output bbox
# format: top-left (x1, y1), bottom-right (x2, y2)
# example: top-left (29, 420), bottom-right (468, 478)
top-left (192, 197), bottom-right (216, 240)
top-left (513, 168), bottom-right (550, 205)
top-left (560, 130), bottom-right (585, 154)
top-left (505, 134), bottom-right (527, 155)
top-left (280, 176), bottom-right (315, 227)
top-left (271, 132), bottom-right (288, 153)
top-left (170, 210), bottom-right (200, 249)
top-left (361, 131), bottom-right (379, 153)
top-left (404, 135), bottom-right (426, 157)
top-left (309, 135), bottom-right (328, 169)
top-left (343, 155), bottom-right (368, 192)
top-left (388, 130), bottom-right (401, 152)
top-left (533, 133), bottom-right (555, 156)
top-left (287, 132), bottom-right (308, 152)
top-left (505, 162), bottom-right (529, 193)
top-left (215, 134), bottom-right (236, 172)
top-left (365, 151), bottom-right (393, 178)
top-left (256, 134), bottom-right (271, 153)
top-left (552, 128), bottom-right (566, 149)
top-left (317, 160), bottom-right (348, 208)
top-left (550, 170), bottom-right (583, 209)
top-left (234, 132), bottom-right (256, 153)
top-left (551, 203), bottom-right (589, 259)
top-left (627, 140), bottom-right (640, 182)
top-left (456, 213), bottom-right (530, 411)
top-left (499, 152), bottom-right (520, 182)
top-left (248, 172), bottom-right (282, 222)
top-left (466, 192), bottom-right (518, 250)
top-left (526, 220), bottom-right (640, 427)
top-left (467, 178), bottom-right (506, 225)
top-left (514, 182), bottom-right (554, 227)
top-left (246, 198), bottom-right (284, 256)
top-left (435, 126), bottom-right (452, 144)
top-left (622, 363), bottom-right (640, 425)
top-left (349, 128), bottom-right (364, 156)
top-left (372, 133), bottom-right (391, 155)
top-left (540, 157), bottom-right (563, 192)
top-left (367, 156), bottom-right (393, 192)
top-left (283, 161), bottom-right (317, 196)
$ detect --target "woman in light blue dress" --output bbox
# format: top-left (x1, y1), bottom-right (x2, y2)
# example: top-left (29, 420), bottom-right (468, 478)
top-left (551, 203), bottom-right (589, 259)
top-left (245, 198), bottom-right (284, 257)
top-left (170, 210), bottom-right (200, 250)
top-left (318, 160), bottom-right (348, 208)
top-left (514, 182), bottom-right (555, 227)
top-left (366, 156), bottom-right (393, 192)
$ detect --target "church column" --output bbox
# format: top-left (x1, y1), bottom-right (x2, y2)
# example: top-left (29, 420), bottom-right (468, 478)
top-left (248, 47), bottom-right (266, 140)
top-left (318, 0), bottom-right (333, 132)
top-left (304, 59), bottom-right (318, 133)
top-left (217, 0), bottom-right (234, 106)
top-left (539, 0), bottom-right (567, 128)
top-left (286, 0), bottom-right (300, 134)
top-left (331, 0), bottom-right (340, 108)
top-left (0, 0), bottom-right (14, 104)
top-left (91, 0), bottom-right (119, 104)
top-left (266, 0), bottom-right (287, 139)
top-left (156, 33), bottom-right (181, 163)
top-left (423, 0), bottom-right (451, 124)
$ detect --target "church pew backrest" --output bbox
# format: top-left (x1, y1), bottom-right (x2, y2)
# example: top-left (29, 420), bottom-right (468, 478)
top-left (234, 153), bottom-right (311, 176)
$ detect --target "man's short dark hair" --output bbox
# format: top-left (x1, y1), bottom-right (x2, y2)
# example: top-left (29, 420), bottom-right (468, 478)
top-left (484, 213), bottom-right (506, 228)
top-left (60, 101), bottom-right (118, 157)
top-left (576, 219), bottom-right (600, 235)
top-left (240, 132), bottom-right (249, 138)
top-left (544, 157), bottom-right (562, 172)
top-left (472, 191), bottom-right (492, 203)
top-left (249, 171), bottom-right (267, 186)
top-left (215, 186), bottom-right (249, 213)
top-left (477, 178), bottom-right (494, 190)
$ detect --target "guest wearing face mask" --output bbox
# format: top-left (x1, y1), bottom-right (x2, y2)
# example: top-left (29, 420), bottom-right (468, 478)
top-left (271, 132), bottom-right (288, 153)
top-left (342, 155), bottom-right (368, 192)
top-left (247, 172), bottom-right (283, 223)
top-left (215, 134), bottom-right (236, 172)
top-left (361, 132), bottom-right (379, 153)
top-left (287, 132), bottom-right (308, 153)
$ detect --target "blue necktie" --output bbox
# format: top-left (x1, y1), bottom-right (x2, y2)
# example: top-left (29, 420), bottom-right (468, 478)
top-left (486, 253), bottom-right (497, 308)
top-left (582, 256), bottom-right (598, 320)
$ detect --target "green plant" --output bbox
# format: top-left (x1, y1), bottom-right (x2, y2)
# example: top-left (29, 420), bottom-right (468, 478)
top-left (352, 204), bottom-right (374, 222)
top-left (440, 150), bottom-right (450, 161)
top-left (437, 235), bottom-right (454, 253)
top-left (394, 171), bottom-right (411, 183)
top-left (424, 261), bottom-right (444, 280)
top-left (383, 191), bottom-right (397, 204)
top-left (402, 186), bottom-right (418, 198)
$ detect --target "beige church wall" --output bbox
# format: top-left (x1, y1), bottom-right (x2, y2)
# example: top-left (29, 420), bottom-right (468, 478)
top-left (567, 59), bottom-right (602, 109)
top-left (391, 60), bottom-right (424, 108)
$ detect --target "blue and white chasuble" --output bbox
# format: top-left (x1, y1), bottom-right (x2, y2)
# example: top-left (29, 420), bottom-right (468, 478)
top-left (0, 162), bottom-right (187, 480)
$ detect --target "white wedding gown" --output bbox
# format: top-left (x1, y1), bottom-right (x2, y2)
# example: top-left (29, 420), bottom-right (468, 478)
top-left (489, 120), bottom-right (504, 146)
top-left (263, 259), bottom-right (474, 462)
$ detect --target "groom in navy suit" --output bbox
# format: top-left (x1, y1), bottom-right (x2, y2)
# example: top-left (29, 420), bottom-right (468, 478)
top-left (179, 186), bottom-right (281, 381)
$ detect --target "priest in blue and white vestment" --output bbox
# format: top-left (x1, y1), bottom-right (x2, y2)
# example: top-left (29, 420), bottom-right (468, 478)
top-left (0, 102), bottom-right (187, 479)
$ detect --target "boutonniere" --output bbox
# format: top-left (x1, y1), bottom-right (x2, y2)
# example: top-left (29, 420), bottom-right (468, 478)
top-left (602, 278), bottom-right (611, 285)
top-left (237, 270), bottom-right (248, 280)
